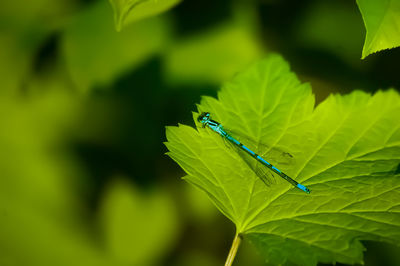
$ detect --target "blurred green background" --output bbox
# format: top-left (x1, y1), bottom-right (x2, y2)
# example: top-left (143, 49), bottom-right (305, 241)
top-left (0, 0), bottom-right (399, 265)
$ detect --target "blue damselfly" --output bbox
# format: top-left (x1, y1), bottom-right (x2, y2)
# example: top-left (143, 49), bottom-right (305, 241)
top-left (197, 112), bottom-right (310, 194)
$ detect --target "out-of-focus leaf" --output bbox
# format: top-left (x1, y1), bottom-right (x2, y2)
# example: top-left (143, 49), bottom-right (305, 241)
top-left (0, 31), bottom-right (45, 94)
top-left (0, 63), bottom-right (178, 266)
top-left (0, 204), bottom-right (111, 266)
top-left (357, 0), bottom-right (400, 59)
top-left (296, 1), bottom-right (364, 64)
top-left (62, 0), bottom-right (171, 93)
top-left (0, 83), bottom-right (110, 265)
top-left (99, 178), bottom-right (179, 265)
top-left (109, 0), bottom-right (181, 31)
top-left (363, 241), bottom-right (400, 266)
top-left (175, 251), bottom-right (221, 266)
top-left (183, 180), bottom-right (219, 222)
top-left (165, 55), bottom-right (400, 265)
top-left (0, 92), bottom-right (79, 215)
top-left (163, 5), bottom-right (264, 85)
top-left (0, 0), bottom-right (77, 94)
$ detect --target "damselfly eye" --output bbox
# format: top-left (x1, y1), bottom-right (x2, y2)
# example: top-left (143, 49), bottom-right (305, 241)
top-left (197, 112), bottom-right (210, 122)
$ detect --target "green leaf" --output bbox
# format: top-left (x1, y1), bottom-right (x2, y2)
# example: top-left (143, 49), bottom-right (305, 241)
top-left (165, 54), bottom-right (400, 265)
top-left (163, 4), bottom-right (264, 85)
top-left (163, 22), bottom-right (264, 85)
top-left (99, 178), bottom-right (179, 265)
top-left (357, 0), bottom-right (400, 59)
top-left (62, 0), bottom-right (171, 93)
top-left (109, 0), bottom-right (181, 31)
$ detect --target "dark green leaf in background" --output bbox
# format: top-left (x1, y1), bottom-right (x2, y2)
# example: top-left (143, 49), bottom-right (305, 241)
top-left (62, 0), bottom-right (171, 93)
top-left (296, 1), bottom-right (364, 64)
top-left (109, 0), bottom-right (181, 31)
top-left (165, 54), bottom-right (400, 265)
top-left (163, 3), bottom-right (264, 86)
top-left (0, 0), bottom-right (76, 95)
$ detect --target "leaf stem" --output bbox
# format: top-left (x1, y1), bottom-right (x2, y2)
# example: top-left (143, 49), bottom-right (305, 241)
top-left (224, 233), bottom-right (241, 266)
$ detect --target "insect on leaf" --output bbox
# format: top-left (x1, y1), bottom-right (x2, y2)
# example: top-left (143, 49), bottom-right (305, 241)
top-left (165, 54), bottom-right (400, 265)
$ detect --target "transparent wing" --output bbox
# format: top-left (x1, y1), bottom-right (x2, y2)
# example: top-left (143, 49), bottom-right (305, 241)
top-left (249, 154), bottom-right (277, 186)
top-left (221, 131), bottom-right (293, 186)
top-left (223, 141), bottom-right (276, 186)
top-left (223, 129), bottom-right (295, 166)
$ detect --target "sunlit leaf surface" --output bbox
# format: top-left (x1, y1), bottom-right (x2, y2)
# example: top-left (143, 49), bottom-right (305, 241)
top-left (357, 0), bottom-right (400, 58)
top-left (165, 54), bottom-right (400, 265)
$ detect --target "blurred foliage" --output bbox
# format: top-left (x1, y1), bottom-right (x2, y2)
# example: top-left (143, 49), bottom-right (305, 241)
top-left (109, 0), bottom-right (181, 31)
top-left (295, 1), bottom-right (364, 66)
top-left (163, 3), bottom-right (264, 85)
top-left (99, 177), bottom-right (179, 265)
top-left (62, 0), bottom-right (172, 93)
top-left (0, 0), bottom-right (400, 265)
top-left (0, 0), bottom-right (77, 94)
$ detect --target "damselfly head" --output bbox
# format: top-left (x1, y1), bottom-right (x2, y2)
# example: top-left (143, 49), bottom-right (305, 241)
top-left (197, 112), bottom-right (210, 126)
